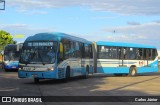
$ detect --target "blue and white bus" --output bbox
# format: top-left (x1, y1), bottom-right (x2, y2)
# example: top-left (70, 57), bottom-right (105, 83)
top-left (93, 41), bottom-right (159, 76)
top-left (18, 32), bottom-right (93, 83)
top-left (3, 44), bottom-right (22, 71)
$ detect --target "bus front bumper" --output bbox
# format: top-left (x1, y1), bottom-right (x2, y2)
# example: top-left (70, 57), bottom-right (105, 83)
top-left (18, 70), bottom-right (57, 79)
top-left (3, 64), bottom-right (19, 70)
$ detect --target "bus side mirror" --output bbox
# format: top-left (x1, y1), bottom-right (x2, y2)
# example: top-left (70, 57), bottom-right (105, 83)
top-left (59, 42), bottom-right (63, 53)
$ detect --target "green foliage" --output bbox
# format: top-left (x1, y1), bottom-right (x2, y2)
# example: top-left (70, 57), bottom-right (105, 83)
top-left (0, 30), bottom-right (16, 51)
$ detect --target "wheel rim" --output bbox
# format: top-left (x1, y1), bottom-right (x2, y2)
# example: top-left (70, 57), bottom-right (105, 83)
top-left (131, 69), bottom-right (136, 76)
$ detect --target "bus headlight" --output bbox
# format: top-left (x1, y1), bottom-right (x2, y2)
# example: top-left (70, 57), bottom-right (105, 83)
top-left (4, 61), bottom-right (9, 65)
top-left (18, 66), bottom-right (23, 70)
top-left (48, 67), bottom-right (54, 71)
top-left (18, 68), bottom-right (22, 70)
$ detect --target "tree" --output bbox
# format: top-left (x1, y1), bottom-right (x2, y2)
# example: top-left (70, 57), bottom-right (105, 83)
top-left (0, 30), bottom-right (16, 51)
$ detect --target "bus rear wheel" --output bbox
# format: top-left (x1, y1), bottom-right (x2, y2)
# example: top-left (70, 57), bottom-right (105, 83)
top-left (128, 67), bottom-right (137, 77)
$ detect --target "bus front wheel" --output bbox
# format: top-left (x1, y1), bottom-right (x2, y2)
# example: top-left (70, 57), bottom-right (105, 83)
top-left (128, 67), bottom-right (137, 77)
top-left (84, 66), bottom-right (89, 79)
top-left (63, 67), bottom-right (70, 82)
top-left (34, 78), bottom-right (39, 83)
top-left (5, 69), bottom-right (9, 72)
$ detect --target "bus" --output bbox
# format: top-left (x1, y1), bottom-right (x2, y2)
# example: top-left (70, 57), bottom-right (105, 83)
top-left (18, 32), bottom-right (93, 83)
top-left (93, 41), bottom-right (158, 76)
top-left (158, 51), bottom-right (160, 68)
top-left (3, 44), bottom-right (22, 71)
top-left (158, 51), bottom-right (160, 61)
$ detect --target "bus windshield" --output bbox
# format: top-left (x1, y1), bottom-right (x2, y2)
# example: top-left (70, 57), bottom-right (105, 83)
top-left (20, 41), bottom-right (57, 64)
top-left (4, 45), bottom-right (20, 61)
top-left (4, 51), bottom-right (20, 61)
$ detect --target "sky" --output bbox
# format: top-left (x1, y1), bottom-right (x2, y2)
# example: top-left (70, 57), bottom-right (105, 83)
top-left (0, 0), bottom-right (160, 50)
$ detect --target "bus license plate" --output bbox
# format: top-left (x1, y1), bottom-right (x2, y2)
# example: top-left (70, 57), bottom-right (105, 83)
top-left (32, 74), bottom-right (38, 77)
top-left (12, 66), bottom-right (16, 68)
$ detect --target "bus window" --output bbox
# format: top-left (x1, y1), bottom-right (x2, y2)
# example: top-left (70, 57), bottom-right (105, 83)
top-left (84, 44), bottom-right (92, 58)
top-left (148, 49), bottom-right (152, 60)
top-left (119, 47), bottom-right (127, 60)
top-left (112, 47), bottom-right (118, 59)
top-left (75, 42), bottom-right (81, 58)
top-left (124, 48), bottom-right (127, 59)
top-left (143, 48), bottom-right (146, 60)
top-left (128, 48), bottom-right (136, 60)
top-left (63, 39), bottom-right (71, 59)
top-left (98, 46), bottom-right (112, 59)
top-left (152, 49), bottom-right (157, 60)
top-left (137, 48), bottom-right (143, 60)
top-left (136, 48), bottom-right (143, 60)
top-left (63, 39), bottom-right (81, 59)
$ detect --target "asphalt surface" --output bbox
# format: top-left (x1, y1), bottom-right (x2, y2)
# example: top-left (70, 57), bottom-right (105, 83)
top-left (0, 69), bottom-right (160, 105)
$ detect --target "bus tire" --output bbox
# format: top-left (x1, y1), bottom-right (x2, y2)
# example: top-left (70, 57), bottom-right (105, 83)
top-left (84, 66), bottom-right (89, 79)
top-left (114, 74), bottom-right (123, 76)
top-left (34, 78), bottom-right (39, 83)
top-left (128, 67), bottom-right (137, 77)
top-left (63, 67), bottom-right (70, 82)
top-left (5, 69), bottom-right (9, 72)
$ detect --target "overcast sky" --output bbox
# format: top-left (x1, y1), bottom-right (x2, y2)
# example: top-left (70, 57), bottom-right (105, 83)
top-left (0, 0), bottom-right (160, 50)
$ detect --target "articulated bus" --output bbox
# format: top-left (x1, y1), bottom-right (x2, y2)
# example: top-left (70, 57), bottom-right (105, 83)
top-left (18, 32), bottom-right (93, 83)
top-left (93, 41), bottom-right (158, 76)
top-left (3, 44), bottom-right (22, 71)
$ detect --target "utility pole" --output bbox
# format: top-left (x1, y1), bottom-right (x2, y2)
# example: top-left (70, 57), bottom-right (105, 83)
top-left (113, 30), bottom-right (116, 42)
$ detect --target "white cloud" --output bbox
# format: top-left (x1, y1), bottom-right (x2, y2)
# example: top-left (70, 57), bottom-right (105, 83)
top-left (7, 0), bottom-right (160, 15)
top-left (127, 22), bottom-right (141, 25)
top-left (0, 24), bottom-right (28, 28)
top-left (103, 22), bottom-right (160, 49)
top-left (0, 24), bottom-right (53, 43)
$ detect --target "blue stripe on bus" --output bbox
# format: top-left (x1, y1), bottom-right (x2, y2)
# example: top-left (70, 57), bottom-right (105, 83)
top-left (97, 67), bottom-right (129, 74)
top-left (97, 60), bottom-right (158, 74)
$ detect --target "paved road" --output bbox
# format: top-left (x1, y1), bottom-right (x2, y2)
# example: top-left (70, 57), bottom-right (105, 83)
top-left (0, 69), bottom-right (160, 105)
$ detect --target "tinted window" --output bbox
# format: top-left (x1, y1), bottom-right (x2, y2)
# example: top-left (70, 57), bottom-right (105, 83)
top-left (152, 49), bottom-right (157, 60)
top-left (118, 47), bottom-right (127, 60)
top-left (63, 39), bottom-right (81, 59)
top-left (112, 47), bottom-right (118, 59)
top-left (98, 46), bottom-right (118, 59)
top-left (128, 48), bottom-right (136, 60)
top-left (136, 48), bottom-right (143, 60)
top-left (84, 44), bottom-right (93, 58)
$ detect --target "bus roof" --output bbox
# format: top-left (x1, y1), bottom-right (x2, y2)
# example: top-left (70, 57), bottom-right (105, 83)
top-left (5, 44), bottom-right (17, 48)
top-left (25, 32), bottom-right (92, 44)
top-left (96, 41), bottom-right (156, 49)
top-left (4, 44), bottom-right (17, 50)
